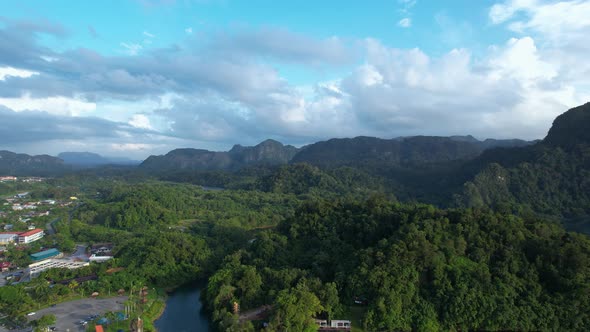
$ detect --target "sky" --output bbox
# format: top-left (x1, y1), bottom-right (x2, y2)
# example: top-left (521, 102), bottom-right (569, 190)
top-left (0, 0), bottom-right (589, 159)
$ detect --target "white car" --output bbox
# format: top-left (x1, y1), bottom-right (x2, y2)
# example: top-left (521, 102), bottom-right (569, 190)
top-left (27, 312), bottom-right (36, 316)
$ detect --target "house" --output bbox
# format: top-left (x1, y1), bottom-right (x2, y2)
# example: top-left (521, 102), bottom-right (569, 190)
top-left (330, 320), bottom-right (351, 329)
top-left (0, 233), bottom-right (18, 245)
top-left (3, 224), bottom-right (13, 231)
top-left (316, 319), bottom-right (352, 331)
top-left (0, 176), bottom-right (17, 182)
top-left (0, 261), bottom-right (10, 272)
top-left (41, 200), bottom-right (56, 205)
top-left (15, 192), bottom-right (29, 199)
top-left (18, 229), bottom-right (44, 244)
top-left (30, 248), bottom-right (62, 261)
top-left (90, 243), bottom-right (114, 256)
top-left (89, 254), bottom-right (113, 262)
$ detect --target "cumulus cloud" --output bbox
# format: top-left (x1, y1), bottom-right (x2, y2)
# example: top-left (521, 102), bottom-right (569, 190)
top-left (0, 8), bottom-right (589, 157)
top-left (129, 114), bottom-right (153, 129)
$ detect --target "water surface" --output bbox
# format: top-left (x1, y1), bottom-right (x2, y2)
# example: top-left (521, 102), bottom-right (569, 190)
top-left (155, 284), bottom-right (211, 332)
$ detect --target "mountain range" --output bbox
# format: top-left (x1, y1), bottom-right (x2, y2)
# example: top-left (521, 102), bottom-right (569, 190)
top-left (139, 136), bottom-right (533, 171)
top-left (1, 102), bottom-right (588, 234)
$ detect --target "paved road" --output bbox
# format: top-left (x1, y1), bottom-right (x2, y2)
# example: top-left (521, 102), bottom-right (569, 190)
top-left (70, 244), bottom-right (88, 262)
top-left (26, 296), bottom-right (127, 332)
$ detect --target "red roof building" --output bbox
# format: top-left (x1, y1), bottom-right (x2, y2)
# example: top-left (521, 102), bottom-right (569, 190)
top-left (0, 261), bottom-right (10, 271)
top-left (18, 229), bottom-right (44, 244)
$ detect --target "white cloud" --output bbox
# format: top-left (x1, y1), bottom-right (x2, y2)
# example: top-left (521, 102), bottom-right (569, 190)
top-left (120, 42), bottom-right (143, 56)
top-left (110, 143), bottom-right (153, 151)
top-left (143, 31), bottom-right (155, 38)
top-left (129, 114), bottom-right (153, 129)
top-left (398, 18), bottom-right (412, 28)
top-left (0, 67), bottom-right (38, 80)
top-left (185, 27), bottom-right (193, 34)
top-left (2, 14), bottom-right (590, 157)
top-left (0, 94), bottom-right (96, 116)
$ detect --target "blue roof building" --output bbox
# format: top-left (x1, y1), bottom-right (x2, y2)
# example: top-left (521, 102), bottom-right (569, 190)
top-left (30, 248), bottom-right (62, 261)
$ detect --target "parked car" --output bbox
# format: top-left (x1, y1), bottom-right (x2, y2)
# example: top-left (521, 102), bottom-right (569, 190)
top-left (27, 312), bottom-right (36, 316)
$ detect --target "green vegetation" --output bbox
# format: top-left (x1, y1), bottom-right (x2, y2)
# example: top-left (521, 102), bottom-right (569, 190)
top-left (1, 103), bottom-right (590, 331)
top-left (206, 198), bottom-right (590, 331)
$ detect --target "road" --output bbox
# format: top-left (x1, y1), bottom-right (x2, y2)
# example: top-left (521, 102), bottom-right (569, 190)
top-left (26, 296), bottom-right (127, 332)
top-left (70, 244), bottom-right (89, 262)
top-left (45, 202), bottom-right (82, 236)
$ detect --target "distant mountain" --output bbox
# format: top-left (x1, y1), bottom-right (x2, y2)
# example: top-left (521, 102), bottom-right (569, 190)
top-left (230, 139), bottom-right (298, 165)
top-left (291, 135), bottom-right (533, 167)
top-left (141, 135), bottom-right (534, 172)
top-left (140, 139), bottom-right (299, 171)
top-left (58, 152), bottom-right (140, 167)
top-left (0, 151), bottom-right (67, 175)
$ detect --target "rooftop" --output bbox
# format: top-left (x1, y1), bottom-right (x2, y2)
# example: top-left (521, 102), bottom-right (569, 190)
top-left (18, 228), bottom-right (43, 237)
top-left (31, 248), bottom-right (60, 259)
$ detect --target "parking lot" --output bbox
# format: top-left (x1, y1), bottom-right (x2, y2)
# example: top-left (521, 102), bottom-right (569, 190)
top-left (26, 296), bottom-right (127, 331)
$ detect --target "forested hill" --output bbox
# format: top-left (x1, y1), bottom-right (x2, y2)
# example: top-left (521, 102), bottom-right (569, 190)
top-left (0, 150), bottom-right (68, 175)
top-left (291, 136), bottom-right (532, 167)
top-left (544, 102), bottom-right (590, 148)
top-left (457, 102), bottom-right (590, 229)
top-left (207, 198), bottom-right (590, 331)
top-left (140, 139), bottom-right (298, 171)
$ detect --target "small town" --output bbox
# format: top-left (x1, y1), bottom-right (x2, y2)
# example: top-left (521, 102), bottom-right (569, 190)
top-left (0, 178), bottom-right (136, 332)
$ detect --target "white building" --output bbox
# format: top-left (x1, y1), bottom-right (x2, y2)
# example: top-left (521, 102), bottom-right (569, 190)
top-left (28, 259), bottom-right (89, 277)
top-left (0, 233), bottom-right (18, 245)
top-left (18, 229), bottom-right (44, 244)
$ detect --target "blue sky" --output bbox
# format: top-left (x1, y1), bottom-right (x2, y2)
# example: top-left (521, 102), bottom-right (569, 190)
top-left (0, 0), bottom-right (589, 158)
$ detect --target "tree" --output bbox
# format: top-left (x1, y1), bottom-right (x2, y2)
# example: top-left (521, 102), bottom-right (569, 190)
top-left (272, 282), bottom-right (323, 332)
top-left (33, 314), bottom-right (56, 332)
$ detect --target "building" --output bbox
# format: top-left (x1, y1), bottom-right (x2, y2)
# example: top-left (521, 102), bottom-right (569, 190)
top-left (90, 243), bottom-right (114, 256)
top-left (18, 229), bottom-right (44, 244)
top-left (0, 233), bottom-right (19, 245)
top-left (28, 259), bottom-right (89, 277)
top-left (15, 192), bottom-right (29, 199)
top-left (30, 248), bottom-right (62, 261)
top-left (316, 319), bottom-right (352, 331)
top-left (89, 254), bottom-right (113, 262)
top-left (330, 320), bottom-right (351, 329)
top-left (0, 176), bottom-right (17, 181)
